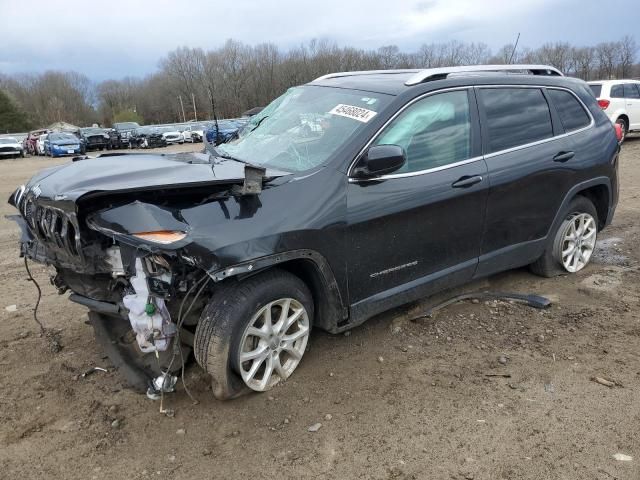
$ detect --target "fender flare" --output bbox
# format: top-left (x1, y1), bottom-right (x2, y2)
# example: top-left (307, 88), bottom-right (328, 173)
top-left (208, 249), bottom-right (348, 332)
top-left (547, 176), bottom-right (612, 237)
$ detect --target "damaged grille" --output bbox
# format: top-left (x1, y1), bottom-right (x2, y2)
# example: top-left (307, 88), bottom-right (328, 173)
top-left (19, 194), bottom-right (81, 258)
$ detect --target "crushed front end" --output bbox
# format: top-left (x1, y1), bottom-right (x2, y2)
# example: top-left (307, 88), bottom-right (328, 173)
top-left (7, 180), bottom-right (215, 394)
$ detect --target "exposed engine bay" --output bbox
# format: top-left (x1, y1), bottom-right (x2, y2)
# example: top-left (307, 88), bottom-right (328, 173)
top-left (6, 152), bottom-right (278, 396)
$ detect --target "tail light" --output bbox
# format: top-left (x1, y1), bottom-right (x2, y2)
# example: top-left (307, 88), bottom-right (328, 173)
top-left (598, 99), bottom-right (610, 110)
top-left (614, 123), bottom-right (623, 142)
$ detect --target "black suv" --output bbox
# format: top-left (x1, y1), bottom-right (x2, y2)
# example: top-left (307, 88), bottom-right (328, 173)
top-left (8, 65), bottom-right (619, 400)
top-left (112, 121), bottom-right (140, 148)
top-left (79, 127), bottom-right (110, 151)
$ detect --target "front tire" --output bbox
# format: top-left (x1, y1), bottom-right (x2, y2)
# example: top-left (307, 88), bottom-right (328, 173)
top-left (194, 269), bottom-right (313, 398)
top-left (530, 196), bottom-right (598, 277)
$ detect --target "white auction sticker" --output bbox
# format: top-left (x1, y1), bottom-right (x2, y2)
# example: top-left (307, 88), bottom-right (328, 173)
top-left (329, 104), bottom-right (377, 123)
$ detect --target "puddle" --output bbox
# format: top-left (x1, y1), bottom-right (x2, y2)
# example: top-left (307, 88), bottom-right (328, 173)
top-left (591, 237), bottom-right (631, 267)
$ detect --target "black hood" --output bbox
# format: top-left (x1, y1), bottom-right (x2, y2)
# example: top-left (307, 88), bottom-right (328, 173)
top-left (18, 152), bottom-right (289, 204)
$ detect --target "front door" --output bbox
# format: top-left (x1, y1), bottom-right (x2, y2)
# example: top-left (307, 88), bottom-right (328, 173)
top-left (346, 88), bottom-right (488, 316)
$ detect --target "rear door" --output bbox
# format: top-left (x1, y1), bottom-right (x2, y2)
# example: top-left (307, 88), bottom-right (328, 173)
top-left (346, 88), bottom-right (488, 309)
top-left (476, 86), bottom-right (573, 276)
top-left (624, 83), bottom-right (640, 130)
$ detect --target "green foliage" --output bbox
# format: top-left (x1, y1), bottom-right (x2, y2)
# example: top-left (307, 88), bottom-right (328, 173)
top-left (112, 109), bottom-right (143, 125)
top-left (0, 89), bottom-right (32, 133)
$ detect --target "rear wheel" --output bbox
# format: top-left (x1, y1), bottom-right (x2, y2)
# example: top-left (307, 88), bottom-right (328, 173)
top-left (616, 117), bottom-right (628, 143)
top-left (194, 269), bottom-right (313, 398)
top-left (530, 196), bottom-right (598, 277)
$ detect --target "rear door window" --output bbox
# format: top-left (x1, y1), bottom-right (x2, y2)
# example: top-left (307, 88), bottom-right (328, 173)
top-left (624, 84), bottom-right (640, 99)
top-left (547, 89), bottom-right (591, 132)
top-left (610, 84), bottom-right (624, 98)
top-left (479, 88), bottom-right (553, 153)
top-left (589, 84), bottom-right (602, 98)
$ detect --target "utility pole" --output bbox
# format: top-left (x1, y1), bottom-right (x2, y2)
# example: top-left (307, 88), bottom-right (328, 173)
top-left (178, 95), bottom-right (186, 123)
top-left (191, 93), bottom-right (197, 121)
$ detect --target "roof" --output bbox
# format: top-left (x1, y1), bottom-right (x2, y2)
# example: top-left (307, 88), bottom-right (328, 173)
top-left (587, 79), bottom-right (640, 84)
top-left (310, 64), bottom-right (564, 95)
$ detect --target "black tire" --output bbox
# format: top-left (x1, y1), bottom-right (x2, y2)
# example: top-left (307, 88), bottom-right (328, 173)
top-left (530, 195), bottom-right (598, 277)
top-left (616, 117), bottom-right (628, 144)
top-left (89, 312), bottom-right (186, 392)
top-left (194, 269), bottom-right (313, 399)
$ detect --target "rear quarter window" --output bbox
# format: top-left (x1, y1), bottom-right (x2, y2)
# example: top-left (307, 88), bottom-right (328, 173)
top-left (589, 84), bottom-right (602, 98)
top-left (479, 87), bottom-right (553, 153)
top-left (547, 89), bottom-right (591, 132)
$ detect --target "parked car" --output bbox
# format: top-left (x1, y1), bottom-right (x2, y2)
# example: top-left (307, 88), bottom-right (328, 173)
top-left (588, 79), bottom-right (640, 142)
top-left (156, 126), bottom-right (184, 145)
top-left (9, 65), bottom-right (619, 400)
top-left (113, 122), bottom-right (140, 148)
top-left (204, 119), bottom-right (249, 145)
top-left (79, 127), bottom-right (110, 151)
top-left (104, 129), bottom-right (121, 150)
top-left (44, 132), bottom-right (82, 157)
top-left (181, 123), bottom-right (210, 143)
top-left (129, 127), bottom-right (167, 149)
top-left (36, 134), bottom-right (47, 156)
top-left (23, 129), bottom-right (49, 155)
top-left (0, 137), bottom-right (25, 159)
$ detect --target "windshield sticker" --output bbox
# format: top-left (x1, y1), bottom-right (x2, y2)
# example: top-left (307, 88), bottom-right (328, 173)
top-left (329, 104), bottom-right (377, 123)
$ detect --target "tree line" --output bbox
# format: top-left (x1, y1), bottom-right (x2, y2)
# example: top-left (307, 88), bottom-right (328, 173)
top-left (0, 36), bottom-right (637, 133)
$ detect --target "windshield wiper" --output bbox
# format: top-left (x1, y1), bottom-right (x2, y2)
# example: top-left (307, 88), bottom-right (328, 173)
top-left (249, 115), bottom-right (269, 133)
top-left (208, 147), bottom-right (256, 167)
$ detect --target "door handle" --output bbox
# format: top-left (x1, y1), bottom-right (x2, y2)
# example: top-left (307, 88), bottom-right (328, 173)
top-left (553, 151), bottom-right (575, 162)
top-left (452, 175), bottom-right (483, 188)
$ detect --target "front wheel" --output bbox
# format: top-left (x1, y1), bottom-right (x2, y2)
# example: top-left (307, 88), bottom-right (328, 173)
top-left (530, 196), bottom-right (598, 277)
top-left (194, 269), bottom-right (313, 398)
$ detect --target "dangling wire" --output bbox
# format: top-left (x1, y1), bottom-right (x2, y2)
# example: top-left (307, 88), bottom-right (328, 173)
top-left (155, 271), bottom-right (210, 409)
top-left (23, 257), bottom-right (45, 334)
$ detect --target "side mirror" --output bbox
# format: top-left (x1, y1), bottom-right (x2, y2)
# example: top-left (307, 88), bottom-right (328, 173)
top-left (352, 144), bottom-right (406, 178)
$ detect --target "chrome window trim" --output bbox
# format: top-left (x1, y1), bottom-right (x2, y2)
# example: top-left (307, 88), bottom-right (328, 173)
top-left (348, 84), bottom-right (594, 182)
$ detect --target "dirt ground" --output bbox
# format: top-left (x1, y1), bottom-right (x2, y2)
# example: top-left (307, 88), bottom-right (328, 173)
top-left (1, 139), bottom-right (640, 480)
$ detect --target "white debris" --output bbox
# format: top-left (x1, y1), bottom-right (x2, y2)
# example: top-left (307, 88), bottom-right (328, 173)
top-left (613, 453), bottom-right (633, 461)
top-left (5, 305), bottom-right (17, 312)
top-left (307, 423), bottom-right (322, 432)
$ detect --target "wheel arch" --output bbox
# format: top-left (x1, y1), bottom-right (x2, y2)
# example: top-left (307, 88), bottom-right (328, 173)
top-left (549, 177), bottom-right (612, 235)
top-left (616, 113), bottom-right (629, 128)
top-left (576, 183), bottom-right (610, 230)
top-left (209, 249), bottom-right (348, 333)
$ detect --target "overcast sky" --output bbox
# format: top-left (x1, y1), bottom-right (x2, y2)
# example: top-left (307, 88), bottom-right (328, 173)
top-left (0, 0), bottom-right (636, 80)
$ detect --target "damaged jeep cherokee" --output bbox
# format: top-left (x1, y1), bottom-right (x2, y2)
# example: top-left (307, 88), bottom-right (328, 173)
top-left (9, 65), bottom-right (619, 400)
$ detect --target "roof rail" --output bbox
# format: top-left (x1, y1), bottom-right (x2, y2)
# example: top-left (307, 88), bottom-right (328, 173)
top-left (404, 64), bottom-right (563, 86)
top-left (313, 69), bottom-right (421, 82)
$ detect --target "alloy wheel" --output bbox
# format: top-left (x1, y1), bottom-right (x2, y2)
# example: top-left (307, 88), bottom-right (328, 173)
top-left (238, 298), bottom-right (310, 391)
top-left (560, 212), bottom-right (597, 273)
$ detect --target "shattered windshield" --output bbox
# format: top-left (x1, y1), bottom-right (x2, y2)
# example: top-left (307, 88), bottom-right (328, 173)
top-left (216, 86), bottom-right (391, 172)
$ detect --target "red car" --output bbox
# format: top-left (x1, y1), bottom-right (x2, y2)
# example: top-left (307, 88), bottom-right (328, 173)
top-left (23, 129), bottom-right (49, 155)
